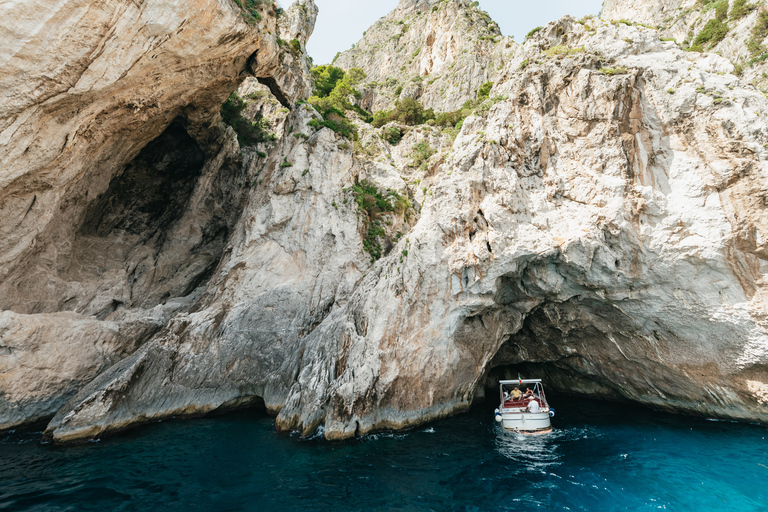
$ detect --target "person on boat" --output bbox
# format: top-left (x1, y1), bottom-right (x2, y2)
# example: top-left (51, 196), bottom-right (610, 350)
top-left (524, 388), bottom-right (533, 398)
top-left (511, 387), bottom-right (522, 400)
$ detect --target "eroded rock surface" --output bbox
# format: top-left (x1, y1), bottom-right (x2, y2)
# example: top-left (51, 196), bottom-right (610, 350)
top-left (334, 0), bottom-right (516, 112)
top-left (0, 0), bottom-right (312, 431)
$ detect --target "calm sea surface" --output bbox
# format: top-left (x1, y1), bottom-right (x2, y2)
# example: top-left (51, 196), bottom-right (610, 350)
top-left (1, 395), bottom-right (766, 511)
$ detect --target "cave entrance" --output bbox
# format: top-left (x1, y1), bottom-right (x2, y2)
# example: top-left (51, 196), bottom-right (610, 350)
top-left (79, 118), bottom-right (205, 240)
top-left (477, 298), bottom-right (661, 407)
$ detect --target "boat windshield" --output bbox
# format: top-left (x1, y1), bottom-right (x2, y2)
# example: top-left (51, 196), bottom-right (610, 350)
top-left (499, 380), bottom-right (548, 405)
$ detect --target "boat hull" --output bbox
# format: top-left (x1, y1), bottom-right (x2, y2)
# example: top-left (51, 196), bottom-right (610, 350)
top-left (500, 411), bottom-right (552, 433)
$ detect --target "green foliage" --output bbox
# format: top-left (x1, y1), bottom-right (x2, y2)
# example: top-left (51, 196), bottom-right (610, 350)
top-left (433, 107), bottom-right (466, 128)
top-left (289, 38), bottom-right (301, 54)
top-left (351, 180), bottom-right (411, 261)
top-left (748, 10), bottom-right (768, 57)
top-left (526, 26), bottom-right (542, 39)
top-left (690, 0), bottom-right (729, 50)
top-left (730, 0), bottom-right (756, 20)
top-left (692, 18), bottom-right (729, 48)
top-left (232, 0), bottom-right (266, 25)
top-left (411, 141), bottom-right (436, 170)
top-left (382, 126), bottom-right (403, 145)
top-left (544, 45), bottom-right (585, 58)
top-left (312, 65), bottom-right (345, 97)
top-left (280, 159), bottom-right (293, 168)
top-left (306, 67), bottom-right (368, 140)
top-left (220, 93), bottom-right (275, 146)
top-left (307, 116), bottom-right (357, 140)
top-left (371, 98), bottom-right (435, 128)
top-left (477, 81), bottom-right (493, 101)
top-left (519, 59), bottom-right (531, 70)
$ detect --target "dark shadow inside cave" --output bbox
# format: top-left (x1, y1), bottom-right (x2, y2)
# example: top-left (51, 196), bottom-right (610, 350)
top-left (49, 116), bottom-right (248, 318)
top-left (80, 119), bottom-right (205, 240)
top-left (476, 300), bottom-right (652, 407)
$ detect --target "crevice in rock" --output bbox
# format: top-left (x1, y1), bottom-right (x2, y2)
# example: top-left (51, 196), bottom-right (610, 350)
top-left (256, 76), bottom-right (291, 109)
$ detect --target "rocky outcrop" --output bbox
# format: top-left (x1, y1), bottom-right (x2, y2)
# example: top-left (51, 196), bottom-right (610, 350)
top-left (3, 0), bottom-right (768, 442)
top-left (0, 0), bottom-right (312, 431)
top-left (334, 0), bottom-right (517, 112)
top-left (602, 0), bottom-right (768, 84)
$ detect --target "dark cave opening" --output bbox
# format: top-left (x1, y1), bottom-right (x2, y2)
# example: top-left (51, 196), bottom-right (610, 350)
top-left (476, 300), bottom-right (644, 408)
top-left (55, 115), bottom-right (248, 317)
top-left (79, 119), bottom-right (205, 240)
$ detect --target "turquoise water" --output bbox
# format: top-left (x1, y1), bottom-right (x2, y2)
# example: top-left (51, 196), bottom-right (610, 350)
top-left (1, 396), bottom-right (766, 511)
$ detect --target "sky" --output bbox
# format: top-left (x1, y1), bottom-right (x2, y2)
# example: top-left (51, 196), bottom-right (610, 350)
top-left (275, 0), bottom-right (605, 65)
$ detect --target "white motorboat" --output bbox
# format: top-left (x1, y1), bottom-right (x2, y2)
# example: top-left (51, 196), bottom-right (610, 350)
top-left (494, 379), bottom-right (554, 434)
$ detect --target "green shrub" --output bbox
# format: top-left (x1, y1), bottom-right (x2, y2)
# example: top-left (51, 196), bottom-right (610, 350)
top-left (526, 26), bottom-right (542, 39)
top-left (690, 0), bottom-right (729, 49)
top-left (692, 18), bottom-right (729, 48)
top-left (382, 127), bottom-right (403, 145)
top-left (289, 38), bottom-right (301, 54)
top-left (232, 0), bottom-right (267, 25)
top-left (730, 0), bottom-right (756, 20)
top-left (477, 81), bottom-right (493, 101)
top-left (351, 180), bottom-right (411, 261)
top-left (411, 141), bottom-right (436, 170)
top-left (220, 93), bottom-right (276, 146)
top-left (599, 66), bottom-right (628, 75)
top-left (307, 116), bottom-right (357, 140)
top-left (748, 10), bottom-right (768, 57)
top-left (312, 65), bottom-right (345, 97)
top-left (306, 67), bottom-right (368, 140)
top-left (371, 98), bottom-right (435, 127)
top-left (544, 45), bottom-right (585, 57)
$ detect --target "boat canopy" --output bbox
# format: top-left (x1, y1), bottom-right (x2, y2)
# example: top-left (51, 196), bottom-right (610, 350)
top-left (499, 379), bottom-right (541, 385)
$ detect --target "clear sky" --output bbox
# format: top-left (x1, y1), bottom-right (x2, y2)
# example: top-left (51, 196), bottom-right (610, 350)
top-left (275, 0), bottom-right (605, 65)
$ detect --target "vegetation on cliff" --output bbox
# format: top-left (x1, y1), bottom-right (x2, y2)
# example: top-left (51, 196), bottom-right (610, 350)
top-left (306, 65), bottom-right (371, 140)
top-left (350, 180), bottom-right (410, 262)
top-left (232, 0), bottom-right (270, 25)
top-left (369, 80), bottom-right (501, 142)
top-left (220, 93), bottom-right (276, 146)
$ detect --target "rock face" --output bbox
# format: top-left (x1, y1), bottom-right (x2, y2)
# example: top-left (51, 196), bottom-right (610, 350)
top-left (334, 0), bottom-right (515, 112)
top-left (2, 0), bottom-right (768, 441)
top-left (602, 0), bottom-right (768, 85)
top-left (0, 0), bottom-right (313, 430)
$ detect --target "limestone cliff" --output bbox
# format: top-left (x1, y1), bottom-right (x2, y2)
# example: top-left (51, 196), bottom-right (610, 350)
top-left (0, 0), bottom-right (314, 431)
top-left (334, 0), bottom-right (515, 112)
top-left (602, 0), bottom-right (768, 85)
top-left (1, 0), bottom-right (768, 442)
